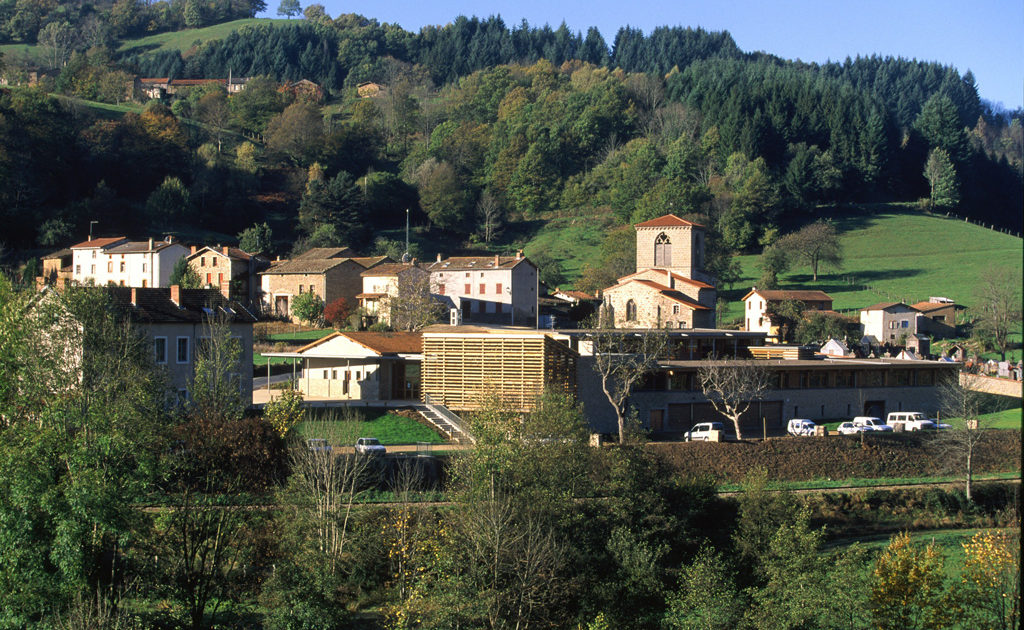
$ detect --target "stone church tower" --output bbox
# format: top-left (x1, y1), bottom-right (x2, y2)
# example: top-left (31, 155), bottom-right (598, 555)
top-left (633, 214), bottom-right (714, 285)
top-left (600, 214), bottom-right (718, 329)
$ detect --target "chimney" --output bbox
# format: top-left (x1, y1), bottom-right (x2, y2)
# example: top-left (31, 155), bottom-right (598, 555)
top-left (165, 235), bottom-right (173, 244)
top-left (410, 258), bottom-right (417, 266)
top-left (494, 254), bottom-right (499, 266)
top-left (87, 234), bottom-right (92, 241)
top-left (170, 284), bottom-right (180, 306)
top-left (131, 287), bottom-right (138, 306)
top-left (436, 253), bottom-right (442, 263)
top-left (190, 245), bottom-right (197, 255)
top-left (149, 237), bottom-right (154, 250)
top-left (516, 250), bottom-right (523, 260)
top-left (222, 246), bottom-right (230, 256)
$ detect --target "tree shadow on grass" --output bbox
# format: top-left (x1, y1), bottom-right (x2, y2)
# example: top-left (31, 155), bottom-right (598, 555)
top-left (777, 268), bottom-right (925, 296)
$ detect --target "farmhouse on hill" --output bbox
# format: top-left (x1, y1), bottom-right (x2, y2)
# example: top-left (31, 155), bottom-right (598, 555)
top-left (601, 214), bottom-right (717, 329)
top-left (860, 302), bottom-right (921, 345)
top-left (742, 288), bottom-right (835, 341)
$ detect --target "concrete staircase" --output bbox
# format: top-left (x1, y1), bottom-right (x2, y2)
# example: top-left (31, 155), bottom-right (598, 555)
top-left (414, 398), bottom-right (475, 444)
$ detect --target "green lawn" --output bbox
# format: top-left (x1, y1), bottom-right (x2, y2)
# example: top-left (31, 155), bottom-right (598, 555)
top-left (295, 411), bottom-right (445, 445)
top-left (0, 43), bottom-right (45, 64)
top-left (720, 204), bottom-right (1022, 324)
top-left (118, 18), bottom-right (290, 56)
top-left (518, 213), bottom-right (609, 285)
top-left (268, 329), bottom-right (335, 343)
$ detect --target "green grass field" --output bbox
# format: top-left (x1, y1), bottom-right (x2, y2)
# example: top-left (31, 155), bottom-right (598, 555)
top-left (295, 411), bottom-right (445, 445)
top-left (118, 18), bottom-right (290, 56)
top-left (524, 204), bottom-right (1022, 327)
top-left (721, 204), bottom-right (1023, 323)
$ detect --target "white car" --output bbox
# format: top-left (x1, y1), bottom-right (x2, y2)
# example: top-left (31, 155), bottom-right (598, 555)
top-left (683, 422), bottom-right (731, 442)
top-left (354, 437), bottom-right (387, 455)
top-left (307, 438), bottom-right (331, 453)
top-left (852, 416), bottom-right (893, 432)
top-left (836, 421), bottom-right (869, 435)
top-left (787, 419), bottom-right (816, 436)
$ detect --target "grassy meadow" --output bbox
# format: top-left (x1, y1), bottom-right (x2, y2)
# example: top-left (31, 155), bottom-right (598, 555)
top-left (522, 204), bottom-right (1022, 328)
top-left (118, 18), bottom-right (290, 56)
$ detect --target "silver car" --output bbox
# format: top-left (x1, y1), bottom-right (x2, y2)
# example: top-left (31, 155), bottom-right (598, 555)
top-left (355, 437), bottom-right (387, 455)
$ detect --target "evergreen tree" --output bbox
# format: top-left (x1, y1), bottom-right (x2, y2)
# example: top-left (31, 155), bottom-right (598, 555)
top-left (923, 147), bottom-right (959, 209)
top-left (915, 93), bottom-right (971, 164)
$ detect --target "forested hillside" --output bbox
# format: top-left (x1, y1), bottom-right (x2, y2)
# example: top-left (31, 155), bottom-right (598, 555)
top-left (1, 8), bottom-right (1021, 281)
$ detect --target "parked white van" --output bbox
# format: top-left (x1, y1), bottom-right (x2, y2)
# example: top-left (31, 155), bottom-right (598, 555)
top-left (886, 412), bottom-right (936, 431)
top-left (787, 419), bottom-right (816, 436)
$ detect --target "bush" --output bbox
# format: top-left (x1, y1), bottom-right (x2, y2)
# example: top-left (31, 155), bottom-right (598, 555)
top-left (291, 292), bottom-right (324, 325)
top-left (322, 297), bottom-right (350, 327)
top-left (265, 387), bottom-right (304, 438)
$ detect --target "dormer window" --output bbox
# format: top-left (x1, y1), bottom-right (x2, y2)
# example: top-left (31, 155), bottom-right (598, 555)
top-left (654, 233), bottom-right (672, 267)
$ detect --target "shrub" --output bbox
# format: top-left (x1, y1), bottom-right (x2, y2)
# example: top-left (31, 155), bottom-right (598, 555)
top-left (290, 292), bottom-right (324, 325)
top-left (322, 297), bottom-right (350, 327)
top-left (265, 387), bottom-right (305, 438)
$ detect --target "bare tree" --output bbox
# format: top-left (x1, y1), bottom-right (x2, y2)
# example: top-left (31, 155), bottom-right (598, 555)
top-left (388, 270), bottom-right (444, 331)
top-left (973, 269), bottom-right (1022, 361)
top-left (37, 21), bottom-right (76, 70)
top-left (285, 413), bottom-right (371, 575)
top-left (590, 326), bottom-right (669, 443)
top-left (697, 359), bottom-right (772, 440)
top-left (476, 191), bottom-right (503, 244)
top-left (935, 374), bottom-right (987, 501)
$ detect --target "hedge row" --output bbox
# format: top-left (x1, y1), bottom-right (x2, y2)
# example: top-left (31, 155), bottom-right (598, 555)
top-left (649, 431), bottom-right (1022, 483)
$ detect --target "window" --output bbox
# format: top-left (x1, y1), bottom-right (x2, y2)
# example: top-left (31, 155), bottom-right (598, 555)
top-left (142, 263), bottom-right (147, 272)
top-left (207, 273), bottom-right (212, 284)
top-left (654, 232), bottom-right (672, 266)
top-left (200, 257), bottom-right (206, 266)
top-left (107, 261), bottom-right (113, 272)
top-left (439, 284), bottom-right (445, 295)
top-left (672, 304), bottom-right (679, 315)
top-left (142, 280), bottom-right (147, 287)
top-left (176, 337), bottom-right (190, 364)
top-left (464, 284), bottom-right (471, 294)
top-left (626, 299), bottom-right (637, 321)
top-left (119, 280), bottom-right (125, 286)
top-left (76, 265), bottom-right (81, 275)
top-left (154, 337), bottom-right (167, 364)
top-left (92, 251), bottom-right (96, 258)
top-left (465, 273), bottom-right (470, 278)
top-left (479, 283), bottom-right (486, 294)
top-left (496, 282), bottom-right (502, 294)
top-left (298, 285), bottom-right (304, 294)
top-left (901, 320), bottom-right (909, 328)
top-left (119, 262), bottom-right (125, 272)
top-left (218, 273), bottom-right (224, 284)
top-left (212, 257), bottom-right (217, 267)
top-left (90, 264), bottom-right (96, 274)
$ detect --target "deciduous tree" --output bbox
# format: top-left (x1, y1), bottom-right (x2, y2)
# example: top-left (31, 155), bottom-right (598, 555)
top-left (923, 147), bottom-right (959, 209)
top-left (590, 326), bottom-right (669, 443)
top-left (697, 359), bottom-right (771, 440)
top-left (776, 220), bottom-right (842, 281)
top-left (973, 268), bottom-right (1022, 361)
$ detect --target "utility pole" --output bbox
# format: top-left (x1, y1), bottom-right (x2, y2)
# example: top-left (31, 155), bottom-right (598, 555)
top-left (403, 208), bottom-right (410, 263)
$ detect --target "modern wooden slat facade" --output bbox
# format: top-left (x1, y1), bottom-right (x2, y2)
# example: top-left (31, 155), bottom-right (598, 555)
top-left (421, 330), bottom-right (577, 411)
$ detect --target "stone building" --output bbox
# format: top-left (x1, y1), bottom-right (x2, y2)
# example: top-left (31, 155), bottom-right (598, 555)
top-left (259, 249), bottom-right (390, 321)
top-left (186, 245), bottom-right (268, 308)
top-left (602, 214), bottom-right (717, 328)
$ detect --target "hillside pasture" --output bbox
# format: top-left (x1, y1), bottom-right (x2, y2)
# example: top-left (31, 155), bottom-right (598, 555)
top-left (118, 18), bottom-right (290, 56)
top-left (720, 205), bottom-right (1022, 323)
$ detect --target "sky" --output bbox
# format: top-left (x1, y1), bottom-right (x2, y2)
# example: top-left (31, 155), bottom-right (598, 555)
top-left (261, 0), bottom-right (1024, 110)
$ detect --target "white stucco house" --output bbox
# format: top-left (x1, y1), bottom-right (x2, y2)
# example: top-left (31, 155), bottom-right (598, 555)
top-left (860, 302), bottom-right (921, 345)
top-left (70, 236), bottom-right (188, 288)
top-left (425, 252), bottom-right (538, 327)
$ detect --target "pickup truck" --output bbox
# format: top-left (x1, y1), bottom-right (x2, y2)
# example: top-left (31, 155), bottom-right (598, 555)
top-left (886, 412), bottom-right (936, 431)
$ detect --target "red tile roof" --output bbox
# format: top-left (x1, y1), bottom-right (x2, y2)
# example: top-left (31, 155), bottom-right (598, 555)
top-left (634, 214), bottom-right (705, 228)
top-left (296, 331), bottom-right (422, 355)
top-left (69, 236), bottom-right (127, 249)
top-left (910, 301), bottom-right (955, 313)
top-left (742, 289), bottom-right (834, 302)
top-left (604, 278), bottom-right (710, 310)
top-left (426, 255), bottom-right (531, 271)
top-left (618, 269), bottom-right (714, 289)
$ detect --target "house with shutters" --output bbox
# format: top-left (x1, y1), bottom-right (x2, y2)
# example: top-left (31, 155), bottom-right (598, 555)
top-left (425, 252), bottom-right (538, 327)
top-left (357, 262), bottom-right (432, 327)
top-left (860, 302), bottom-right (921, 345)
top-left (601, 214), bottom-right (717, 329)
top-left (186, 245), bottom-right (269, 308)
top-left (910, 297), bottom-right (959, 339)
top-left (742, 288), bottom-right (835, 341)
top-left (70, 236), bottom-right (188, 288)
top-left (259, 248), bottom-right (390, 321)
